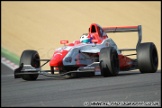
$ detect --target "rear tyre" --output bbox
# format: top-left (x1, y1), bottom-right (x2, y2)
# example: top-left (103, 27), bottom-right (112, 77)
top-left (99, 47), bottom-right (119, 77)
top-left (137, 42), bottom-right (158, 73)
top-left (20, 50), bottom-right (40, 81)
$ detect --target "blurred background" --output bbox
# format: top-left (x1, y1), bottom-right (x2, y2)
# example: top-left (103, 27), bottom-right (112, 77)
top-left (2, 1), bottom-right (161, 70)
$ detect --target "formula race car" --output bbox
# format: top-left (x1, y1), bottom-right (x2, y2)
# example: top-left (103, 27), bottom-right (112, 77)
top-left (14, 23), bottom-right (158, 81)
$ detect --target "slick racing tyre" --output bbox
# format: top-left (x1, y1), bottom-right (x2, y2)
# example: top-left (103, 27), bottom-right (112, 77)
top-left (99, 47), bottom-right (119, 77)
top-left (137, 42), bottom-right (158, 73)
top-left (20, 50), bottom-right (40, 81)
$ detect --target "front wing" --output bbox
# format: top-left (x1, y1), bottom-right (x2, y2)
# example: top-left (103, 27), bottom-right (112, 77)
top-left (14, 62), bottom-right (101, 78)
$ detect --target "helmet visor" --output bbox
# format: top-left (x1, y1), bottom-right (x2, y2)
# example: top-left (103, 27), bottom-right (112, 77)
top-left (82, 39), bottom-right (90, 43)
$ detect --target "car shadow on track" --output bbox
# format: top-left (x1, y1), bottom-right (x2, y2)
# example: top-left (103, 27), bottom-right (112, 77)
top-left (35, 70), bottom-right (161, 81)
top-left (116, 69), bottom-right (161, 77)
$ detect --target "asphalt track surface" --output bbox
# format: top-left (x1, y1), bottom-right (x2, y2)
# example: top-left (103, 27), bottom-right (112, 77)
top-left (1, 63), bottom-right (161, 107)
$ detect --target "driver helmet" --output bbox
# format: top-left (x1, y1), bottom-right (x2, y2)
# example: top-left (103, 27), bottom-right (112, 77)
top-left (80, 34), bottom-right (90, 43)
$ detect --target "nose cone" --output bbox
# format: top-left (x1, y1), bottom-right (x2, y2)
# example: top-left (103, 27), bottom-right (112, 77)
top-left (50, 50), bottom-right (68, 67)
top-left (50, 53), bottom-right (63, 66)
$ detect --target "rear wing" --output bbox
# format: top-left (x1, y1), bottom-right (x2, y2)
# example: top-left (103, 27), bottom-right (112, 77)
top-left (103, 25), bottom-right (142, 49)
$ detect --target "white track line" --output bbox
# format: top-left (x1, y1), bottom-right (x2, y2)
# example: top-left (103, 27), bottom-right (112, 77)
top-left (1, 57), bottom-right (19, 70)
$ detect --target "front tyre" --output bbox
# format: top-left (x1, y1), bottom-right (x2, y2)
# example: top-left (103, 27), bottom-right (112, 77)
top-left (99, 47), bottom-right (119, 77)
top-left (137, 42), bottom-right (158, 73)
top-left (20, 50), bottom-right (40, 81)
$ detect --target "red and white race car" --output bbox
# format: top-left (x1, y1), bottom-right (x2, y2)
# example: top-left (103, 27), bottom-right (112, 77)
top-left (14, 23), bottom-right (158, 81)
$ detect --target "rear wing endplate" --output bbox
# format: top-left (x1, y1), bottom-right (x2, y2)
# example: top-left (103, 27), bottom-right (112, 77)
top-left (103, 25), bottom-right (142, 49)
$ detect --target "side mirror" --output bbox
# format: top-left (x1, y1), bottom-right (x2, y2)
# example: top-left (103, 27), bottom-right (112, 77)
top-left (60, 40), bottom-right (69, 46)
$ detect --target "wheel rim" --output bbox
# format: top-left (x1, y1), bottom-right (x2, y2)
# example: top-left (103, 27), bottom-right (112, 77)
top-left (111, 52), bottom-right (119, 74)
top-left (152, 48), bottom-right (158, 69)
top-left (32, 53), bottom-right (40, 68)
